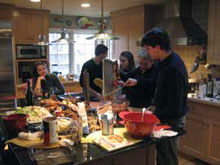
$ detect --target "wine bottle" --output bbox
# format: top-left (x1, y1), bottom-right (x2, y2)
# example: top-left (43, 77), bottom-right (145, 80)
top-left (26, 80), bottom-right (33, 106)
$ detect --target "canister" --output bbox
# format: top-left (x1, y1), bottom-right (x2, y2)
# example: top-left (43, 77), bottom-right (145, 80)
top-left (43, 117), bottom-right (58, 145)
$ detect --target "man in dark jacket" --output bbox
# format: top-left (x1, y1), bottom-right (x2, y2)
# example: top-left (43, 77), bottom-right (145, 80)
top-left (124, 49), bottom-right (157, 108)
top-left (141, 27), bottom-right (189, 165)
top-left (80, 44), bottom-right (108, 101)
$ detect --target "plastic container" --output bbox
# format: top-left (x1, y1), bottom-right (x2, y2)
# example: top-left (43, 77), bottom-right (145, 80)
top-left (124, 112), bottom-right (160, 139)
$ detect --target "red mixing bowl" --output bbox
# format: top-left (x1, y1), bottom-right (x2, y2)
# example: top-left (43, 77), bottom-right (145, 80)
top-left (124, 112), bottom-right (160, 139)
top-left (3, 114), bottom-right (27, 134)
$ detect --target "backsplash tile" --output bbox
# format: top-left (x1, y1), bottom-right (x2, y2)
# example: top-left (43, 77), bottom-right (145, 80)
top-left (174, 45), bottom-right (220, 80)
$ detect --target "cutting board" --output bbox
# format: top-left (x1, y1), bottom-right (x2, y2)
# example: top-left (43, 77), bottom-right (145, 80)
top-left (102, 59), bottom-right (116, 99)
top-left (5, 138), bottom-right (61, 149)
top-left (84, 128), bottom-right (143, 152)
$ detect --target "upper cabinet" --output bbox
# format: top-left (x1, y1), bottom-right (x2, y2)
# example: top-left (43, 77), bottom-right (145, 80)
top-left (111, 5), bottom-right (163, 62)
top-left (0, 3), bottom-right (14, 21)
top-left (13, 8), bottom-right (49, 44)
top-left (208, 0), bottom-right (220, 65)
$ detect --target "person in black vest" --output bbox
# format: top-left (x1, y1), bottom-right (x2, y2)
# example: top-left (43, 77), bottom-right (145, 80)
top-left (124, 49), bottom-right (157, 108)
top-left (33, 62), bottom-right (65, 97)
top-left (79, 44), bottom-right (108, 101)
top-left (141, 27), bottom-right (189, 165)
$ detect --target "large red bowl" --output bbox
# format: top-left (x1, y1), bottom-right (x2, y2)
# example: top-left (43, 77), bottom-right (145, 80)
top-left (124, 112), bottom-right (160, 139)
top-left (3, 114), bottom-right (27, 134)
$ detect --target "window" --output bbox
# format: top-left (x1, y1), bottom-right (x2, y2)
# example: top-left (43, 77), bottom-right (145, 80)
top-left (49, 33), bottom-right (69, 75)
top-left (49, 30), bottom-right (113, 80)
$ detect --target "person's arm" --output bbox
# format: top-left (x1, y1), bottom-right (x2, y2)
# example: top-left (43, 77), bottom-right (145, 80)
top-left (89, 88), bottom-right (103, 101)
top-left (53, 75), bottom-right (65, 95)
top-left (33, 76), bottom-right (45, 96)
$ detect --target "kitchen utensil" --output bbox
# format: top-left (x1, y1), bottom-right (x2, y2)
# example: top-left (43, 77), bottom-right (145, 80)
top-left (3, 114), bottom-right (27, 134)
top-left (124, 112), bottom-right (160, 139)
top-left (104, 85), bottom-right (124, 97)
top-left (141, 108), bottom-right (146, 121)
top-left (94, 78), bottom-right (103, 89)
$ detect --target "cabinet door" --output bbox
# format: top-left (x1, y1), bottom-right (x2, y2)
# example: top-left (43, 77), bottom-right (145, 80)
top-left (13, 13), bottom-right (29, 42)
top-left (179, 102), bottom-right (206, 159)
top-left (128, 7), bottom-right (144, 62)
top-left (111, 13), bottom-right (128, 59)
top-left (29, 14), bottom-right (42, 42)
top-left (206, 118), bottom-right (220, 164)
top-left (181, 112), bottom-right (205, 159)
top-left (208, 0), bottom-right (220, 65)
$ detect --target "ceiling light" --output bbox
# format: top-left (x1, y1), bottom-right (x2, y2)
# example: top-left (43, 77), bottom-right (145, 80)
top-left (30, 0), bottom-right (41, 2)
top-left (35, 0), bottom-right (49, 46)
top-left (81, 3), bottom-right (90, 8)
top-left (50, 0), bottom-right (75, 44)
top-left (86, 0), bottom-right (119, 40)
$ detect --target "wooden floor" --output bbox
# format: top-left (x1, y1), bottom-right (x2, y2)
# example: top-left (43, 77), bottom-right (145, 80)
top-left (178, 152), bottom-right (210, 165)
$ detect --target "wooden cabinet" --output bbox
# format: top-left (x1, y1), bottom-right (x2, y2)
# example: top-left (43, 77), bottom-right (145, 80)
top-left (111, 6), bottom-right (144, 62)
top-left (179, 100), bottom-right (220, 164)
top-left (208, 0), bottom-right (220, 65)
top-left (0, 3), bottom-right (14, 21)
top-left (111, 5), bottom-right (163, 62)
top-left (13, 8), bottom-right (49, 44)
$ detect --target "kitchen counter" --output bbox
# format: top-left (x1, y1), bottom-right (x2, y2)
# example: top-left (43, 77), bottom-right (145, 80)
top-left (188, 93), bottom-right (220, 107)
top-left (0, 116), bottom-right (185, 165)
top-left (16, 81), bottom-right (82, 99)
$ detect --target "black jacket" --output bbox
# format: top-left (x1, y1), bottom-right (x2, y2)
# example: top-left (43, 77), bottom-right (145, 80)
top-left (152, 52), bottom-right (189, 122)
top-left (125, 65), bottom-right (157, 108)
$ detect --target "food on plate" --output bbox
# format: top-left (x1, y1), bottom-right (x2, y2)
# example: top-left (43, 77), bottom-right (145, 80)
top-left (15, 106), bottom-right (51, 123)
top-left (107, 135), bottom-right (124, 143)
top-left (57, 117), bottom-right (72, 133)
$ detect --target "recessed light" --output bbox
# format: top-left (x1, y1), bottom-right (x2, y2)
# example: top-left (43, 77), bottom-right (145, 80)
top-left (30, 0), bottom-right (41, 2)
top-left (81, 3), bottom-right (90, 8)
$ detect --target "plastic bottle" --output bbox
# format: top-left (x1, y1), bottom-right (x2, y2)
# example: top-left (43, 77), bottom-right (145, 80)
top-left (26, 79), bottom-right (33, 106)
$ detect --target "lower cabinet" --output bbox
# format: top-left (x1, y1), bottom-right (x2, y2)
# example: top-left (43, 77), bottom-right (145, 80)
top-left (179, 100), bottom-right (220, 165)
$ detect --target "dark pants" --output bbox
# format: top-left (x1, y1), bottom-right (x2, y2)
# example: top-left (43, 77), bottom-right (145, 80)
top-left (156, 116), bottom-right (185, 165)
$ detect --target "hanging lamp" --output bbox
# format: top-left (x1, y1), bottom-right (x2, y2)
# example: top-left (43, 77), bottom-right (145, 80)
top-left (35, 0), bottom-right (49, 46)
top-left (86, 0), bottom-right (119, 40)
top-left (51, 0), bottom-right (74, 44)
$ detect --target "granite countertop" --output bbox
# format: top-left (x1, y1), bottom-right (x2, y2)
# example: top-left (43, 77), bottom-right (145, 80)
top-left (188, 93), bottom-right (220, 107)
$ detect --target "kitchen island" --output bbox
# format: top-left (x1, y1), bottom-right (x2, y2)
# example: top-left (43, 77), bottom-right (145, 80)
top-left (0, 118), bottom-right (184, 165)
top-left (179, 95), bottom-right (220, 165)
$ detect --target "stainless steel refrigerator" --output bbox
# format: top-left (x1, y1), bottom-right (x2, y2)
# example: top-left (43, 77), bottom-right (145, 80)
top-left (0, 21), bottom-right (16, 112)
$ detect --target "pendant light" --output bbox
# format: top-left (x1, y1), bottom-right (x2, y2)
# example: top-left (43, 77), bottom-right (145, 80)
top-left (35, 0), bottom-right (49, 46)
top-left (86, 0), bottom-right (119, 40)
top-left (51, 0), bottom-right (74, 44)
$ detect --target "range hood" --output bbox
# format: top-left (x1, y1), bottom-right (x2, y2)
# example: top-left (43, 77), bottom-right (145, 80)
top-left (158, 0), bottom-right (207, 45)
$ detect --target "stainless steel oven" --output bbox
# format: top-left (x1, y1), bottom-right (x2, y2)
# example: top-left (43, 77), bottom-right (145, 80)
top-left (16, 44), bottom-right (47, 59)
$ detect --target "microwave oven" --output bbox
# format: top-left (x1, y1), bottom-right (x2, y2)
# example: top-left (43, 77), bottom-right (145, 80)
top-left (16, 44), bottom-right (47, 59)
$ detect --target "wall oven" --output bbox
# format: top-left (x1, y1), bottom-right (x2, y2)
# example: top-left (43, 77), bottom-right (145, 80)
top-left (16, 44), bottom-right (47, 59)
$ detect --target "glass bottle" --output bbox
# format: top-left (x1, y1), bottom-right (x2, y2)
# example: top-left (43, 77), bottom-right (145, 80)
top-left (26, 79), bottom-right (33, 106)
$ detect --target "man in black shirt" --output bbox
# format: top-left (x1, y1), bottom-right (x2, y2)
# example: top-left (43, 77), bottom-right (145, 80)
top-left (80, 44), bottom-right (108, 101)
top-left (124, 49), bottom-right (157, 108)
top-left (141, 27), bottom-right (188, 165)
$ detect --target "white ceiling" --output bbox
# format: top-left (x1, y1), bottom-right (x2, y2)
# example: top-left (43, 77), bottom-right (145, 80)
top-left (0, 0), bottom-right (164, 18)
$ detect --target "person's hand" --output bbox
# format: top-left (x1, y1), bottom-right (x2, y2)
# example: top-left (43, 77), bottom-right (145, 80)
top-left (38, 76), bottom-right (45, 81)
top-left (147, 105), bottom-right (156, 113)
top-left (117, 80), bottom-right (125, 86)
top-left (125, 78), bottom-right (137, 87)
